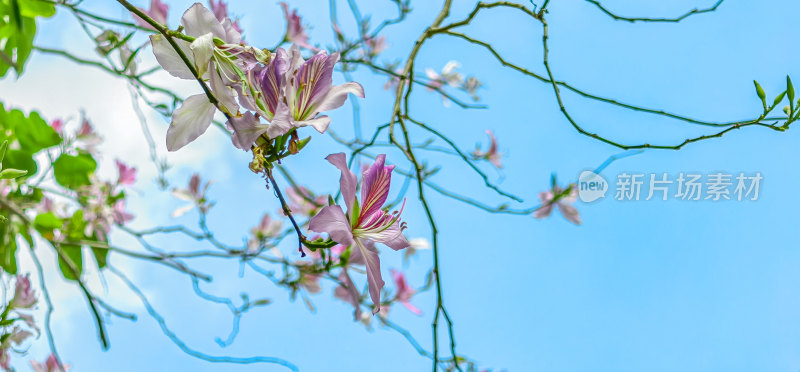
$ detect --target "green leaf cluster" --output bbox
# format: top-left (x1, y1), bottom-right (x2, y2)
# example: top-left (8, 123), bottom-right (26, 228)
top-left (0, 0), bottom-right (55, 77)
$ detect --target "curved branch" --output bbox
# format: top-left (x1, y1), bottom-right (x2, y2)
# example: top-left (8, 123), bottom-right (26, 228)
top-left (585, 0), bottom-right (726, 23)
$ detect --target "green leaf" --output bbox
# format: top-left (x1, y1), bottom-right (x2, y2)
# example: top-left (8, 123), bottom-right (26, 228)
top-left (754, 80), bottom-right (767, 110)
top-left (92, 244), bottom-right (108, 268)
top-left (63, 210), bottom-right (87, 241)
top-left (252, 299), bottom-right (272, 306)
top-left (0, 0), bottom-right (54, 77)
top-left (772, 91), bottom-right (786, 108)
top-left (0, 7), bottom-right (36, 77)
top-left (17, 0), bottom-right (56, 18)
top-left (57, 243), bottom-right (82, 281)
top-left (33, 211), bottom-right (61, 232)
top-left (2, 149), bottom-right (36, 179)
top-left (788, 76), bottom-right (795, 110)
top-left (12, 110), bottom-right (61, 153)
top-left (295, 136), bottom-right (311, 152)
top-left (9, 0), bottom-right (22, 31)
top-left (0, 214), bottom-right (18, 274)
top-left (0, 168), bottom-right (26, 179)
top-left (62, 208), bottom-right (109, 268)
top-left (349, 197), bottom-right (360, 226)
top-left (53, 152), bottom-right (97, 189)
top-left (58, 210), bottom-right (87, 281)
top-left (0, 140), bottom-right (7, 165)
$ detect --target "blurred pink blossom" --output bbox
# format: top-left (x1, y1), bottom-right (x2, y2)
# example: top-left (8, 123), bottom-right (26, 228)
top-left (534, 183), bottom-right (581, 225)
top-left (391, 269), bottom-right (421, 315)
top-left (171, 174), bottom-right (213, 217)
top-left (11, 274), bottom-right (36, 309)
top-left (30, 354), bottom-right (70, 372)
top-left (49, 119), bottom-right (63, 133)
top-left (133, 0), bottom-right (169, 30)
top-left (115, 160), bottom-right (137, 186)
top-left (209, 0), bottom-right (242, 34)
top-left (285, 186), bottom-right (326, 217)
top-left (472, 130), bottom-right (503, 168)
top-left (280, 2), bottom-right (311, 49)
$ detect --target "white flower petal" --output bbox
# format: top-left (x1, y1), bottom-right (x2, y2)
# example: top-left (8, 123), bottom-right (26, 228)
top-left (221, 18), bottom-right (241, 44)
top-left (293, 116), bottom-right (331, 133)
top-left (265, 102), bottom-right (293, 138)
top-left (166, 94), bottom-right (216, 151)
top-left (209, 64), bottom-right (238, 115)
top-left (171, 204), bottom-right (196, 218)
top-left (228, 112), bottom-right (268, 150)
top-left (150, 34), bottom-right (194, 79)
top-left (181, 3), bottom-right (226, 39)
top-left (189, 33), bottom-right (215, 77)
top-left (314, 82), bottom-right (365, 114)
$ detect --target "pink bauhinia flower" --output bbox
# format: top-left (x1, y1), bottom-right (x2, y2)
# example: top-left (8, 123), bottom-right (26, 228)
top-left (251, 213), bottom-right (283, 239)
top-left (77, 119), bottom-right (95, 137)
top-left (112, 200), bottom-right (135, 225)
top-left (171, 173), bottom-right (213, 217)
top-left (472, 130), bottom-right (503, 168)
top-left (334, 269), bottom-right (363, 320)
top-left (425, 61), bottom-right (464, 90)
top-left (150, 3), bottom-right (241, 151)
top-left (280, 2), bottom-right (311, 49)
top-left (208, 0), bottom-right (242, 34)
top-left (133, 0), bottom-right (169, 30)
top-left (285, 186), bottom-right (326, 217)
top-left (309, 153), bottom-right (409, 313)
top-left (76, 119), bottom-right (101, 151)
top-left (363, 35), bottom-right (388, 58)
top-left (383, 64), bottom-right (403, 91)
top-left (534, 183), bottom-right (581, 225)
top-left (49, 119), bottom-right (63, 134)
top-left (19, 313), bottom-right (39, 335)
top-left (298, 270), bottom-right (321, 294)
top-left (115, 159), bottom-right (137, 186)
top-left (6, 327), bottom-right (32, 346)
top-left (11, 274), bottom-right (36, 309)
top-left (30, 354), bottom-right (70, 372)
top-left (246, 213), bottom-right (283, 252)
top-left (229, 46), bottom-right (364, 148)
top-left (390, 269), bottom-right (421, 315)
top-left (82, 181), bottom-right (120, 240)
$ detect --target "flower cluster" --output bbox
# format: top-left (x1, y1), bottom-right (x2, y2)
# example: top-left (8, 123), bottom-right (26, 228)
top-left (0, 275), bottom-right (41, 371)
top-left (426, 61), bottom-right (483, 104)
top-left (147, 3), bottom-right (364, 155)
top-left (79, 160), bottom-right (137, 241)
top-left (141, 0), bottom-right (423, 331)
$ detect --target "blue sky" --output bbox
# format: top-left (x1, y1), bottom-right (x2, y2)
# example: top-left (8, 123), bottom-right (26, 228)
top-left (3, 0), bottom-right (800, 371)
